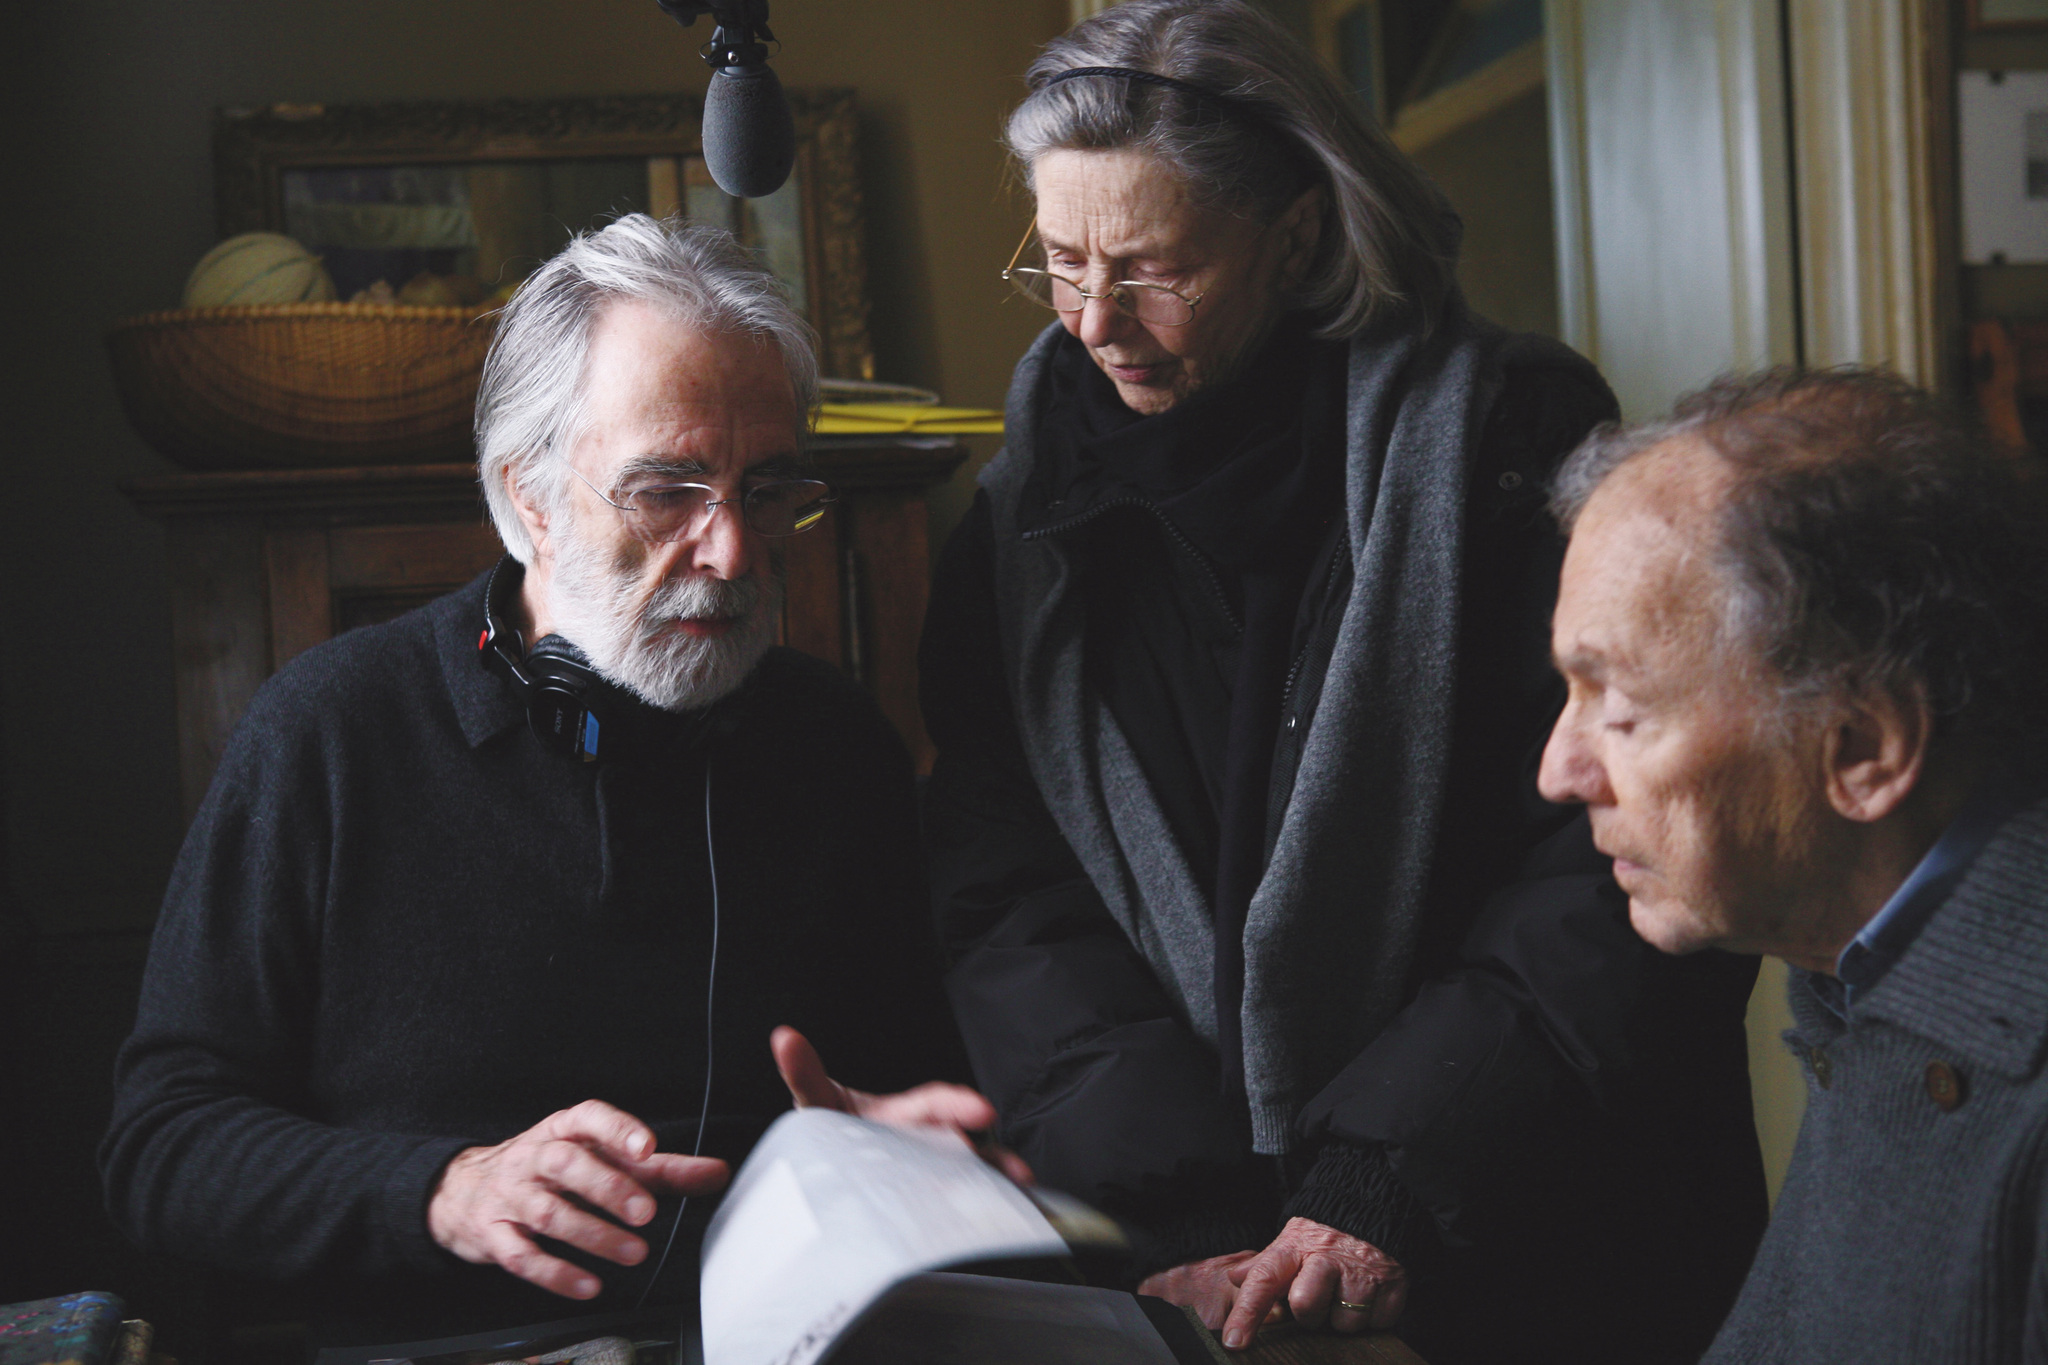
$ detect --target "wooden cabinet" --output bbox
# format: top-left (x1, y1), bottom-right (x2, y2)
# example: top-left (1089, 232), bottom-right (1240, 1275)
top-left (126, 438), bottom-right (965, 818)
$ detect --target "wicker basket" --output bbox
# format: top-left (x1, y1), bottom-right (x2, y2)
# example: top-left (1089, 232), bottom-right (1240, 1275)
top-left (106, 303), bottom-right (498, 469)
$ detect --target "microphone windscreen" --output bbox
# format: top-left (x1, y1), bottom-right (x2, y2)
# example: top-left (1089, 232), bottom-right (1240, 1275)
top-left (702, 64), bottom-right (797, 199)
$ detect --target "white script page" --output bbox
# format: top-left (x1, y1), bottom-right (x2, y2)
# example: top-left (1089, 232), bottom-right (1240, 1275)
top-left (698, 1110), bottom-right (1067, 1365)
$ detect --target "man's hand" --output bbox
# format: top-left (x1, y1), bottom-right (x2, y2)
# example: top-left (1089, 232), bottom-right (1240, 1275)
top-left (1220, 1217), bottom-right (1406, 1349)
top-left (427, 1099), bottom-right (729, 1300)
top-left (770, 1026), bottom-right (1033, 1183)
top-left (1137, 1251), bottom-right (1262, 1330)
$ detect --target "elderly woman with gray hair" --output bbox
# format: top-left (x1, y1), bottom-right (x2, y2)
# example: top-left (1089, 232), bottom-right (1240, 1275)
top-left (917, 3), bottom-right (1768, 1360)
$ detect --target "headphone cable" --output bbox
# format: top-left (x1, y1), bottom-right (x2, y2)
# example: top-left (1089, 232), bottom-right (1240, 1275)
top-left (635, 752), bottom-right (719, 1309)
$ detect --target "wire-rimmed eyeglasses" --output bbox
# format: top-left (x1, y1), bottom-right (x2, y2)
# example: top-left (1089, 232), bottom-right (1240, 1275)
top-left (1000, 224), bottom-right (1205, 327)
top-left (571, 466), bottom-right (836, 541)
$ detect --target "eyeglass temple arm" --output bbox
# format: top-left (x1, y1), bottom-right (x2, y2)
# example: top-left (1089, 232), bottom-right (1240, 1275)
top-left (568, 465), bottom-right (638, 511)
top-left (1004, 220), bottom-right (1038, 276)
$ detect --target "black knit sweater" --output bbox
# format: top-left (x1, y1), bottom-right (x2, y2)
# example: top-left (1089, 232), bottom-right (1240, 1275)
top-left (100, 571), bottom-right (960, 1345)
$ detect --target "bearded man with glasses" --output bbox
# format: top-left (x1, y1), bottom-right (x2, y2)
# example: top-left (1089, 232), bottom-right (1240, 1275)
top-left (101, 216), bottom-right (986, 1349)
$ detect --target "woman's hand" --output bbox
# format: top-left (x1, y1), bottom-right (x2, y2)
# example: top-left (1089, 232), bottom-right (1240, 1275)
top-left (770, 1026), bottom-right (1033, 1183)
top-left (1220, 1216), bottom-right (1406, 1349)
top-left (1137, 1251), bottom-right (1262, 1330)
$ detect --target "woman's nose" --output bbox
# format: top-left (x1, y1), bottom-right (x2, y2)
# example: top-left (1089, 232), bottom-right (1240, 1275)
top-left (1077, 291), bottom-right (1133, 349)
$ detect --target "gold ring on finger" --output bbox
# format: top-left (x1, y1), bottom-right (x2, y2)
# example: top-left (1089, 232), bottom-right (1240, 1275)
top-left (1335, 1297), bottom-right (1373, 1313)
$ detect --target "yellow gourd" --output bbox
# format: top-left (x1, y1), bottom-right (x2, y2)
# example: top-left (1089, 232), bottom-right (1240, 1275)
top-left (183, 233), bottom-right (338, 308)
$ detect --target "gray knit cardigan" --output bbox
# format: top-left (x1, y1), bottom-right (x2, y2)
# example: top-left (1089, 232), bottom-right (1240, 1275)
top-left (1706, 797), bottom-right (2048, 1363)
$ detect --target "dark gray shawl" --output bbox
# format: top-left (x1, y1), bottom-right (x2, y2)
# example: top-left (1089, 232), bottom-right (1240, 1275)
top-left (979, 304), bottom-right (1583, 1154)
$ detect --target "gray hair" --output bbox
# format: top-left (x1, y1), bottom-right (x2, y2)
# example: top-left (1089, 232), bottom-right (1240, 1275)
top-left (1553, 367), bottom-right (2048, 758)
top-left (475, 214), bottom-right (818, 562)
top-left (1006, 0), bottom-right (1457, 338)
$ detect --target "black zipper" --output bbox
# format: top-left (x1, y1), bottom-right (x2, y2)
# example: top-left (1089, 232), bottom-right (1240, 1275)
top-left (1022, 496), bottom-right (1242, 632)
top-left (1277, 534), bottom-right (1349, 728)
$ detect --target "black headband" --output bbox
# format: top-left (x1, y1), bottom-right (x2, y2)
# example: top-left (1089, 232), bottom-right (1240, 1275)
top-left (1037, 63), bottom-right (1320, 193)
top-left (1041, 65), bottom-right (1254, 120)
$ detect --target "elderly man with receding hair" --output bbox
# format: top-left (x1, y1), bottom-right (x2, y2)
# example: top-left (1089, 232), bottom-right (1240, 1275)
top-left (100, 216), bottom-right (983, 1348)
top-left (1541, 367), bottom-right (2048, 1363)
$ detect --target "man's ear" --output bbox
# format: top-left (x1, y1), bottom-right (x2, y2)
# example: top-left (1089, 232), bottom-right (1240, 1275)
top-left (1823, 686), bottom-right (1932, 824)
top-left (504, 460), bottom-right (554, 565)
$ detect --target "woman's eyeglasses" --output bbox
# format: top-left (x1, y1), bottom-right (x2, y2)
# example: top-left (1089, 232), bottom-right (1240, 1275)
top-left (1001, 224), bottom-right (1204, 327)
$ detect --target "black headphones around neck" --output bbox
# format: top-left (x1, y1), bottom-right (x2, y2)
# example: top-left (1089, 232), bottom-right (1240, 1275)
top-left (478, 556), bottom-right (620, 761)
top-left (478, 556), bottom-right (740, 763)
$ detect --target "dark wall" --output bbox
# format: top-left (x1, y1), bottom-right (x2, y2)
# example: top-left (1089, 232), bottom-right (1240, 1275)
top-left (1410, 87), bottom-right (1560, 340)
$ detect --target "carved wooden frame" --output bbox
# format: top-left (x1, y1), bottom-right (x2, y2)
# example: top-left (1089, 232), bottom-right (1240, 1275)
top-left (212, 91), bottom-right (874, 380)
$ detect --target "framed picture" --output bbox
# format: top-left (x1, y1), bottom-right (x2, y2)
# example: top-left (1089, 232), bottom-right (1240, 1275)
top-left (1319, 0), bottom-right (1441, 126)
top-left (212, 92), bottom-right (874, 381)
top-left (1960, 70), bottom-right (2048, 264)
top-left (1969, 0), bottom-right (2048, 31)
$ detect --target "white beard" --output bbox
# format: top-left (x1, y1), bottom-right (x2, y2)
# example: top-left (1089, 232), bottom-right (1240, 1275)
top-left (545, 523), bottom-right (781, 712)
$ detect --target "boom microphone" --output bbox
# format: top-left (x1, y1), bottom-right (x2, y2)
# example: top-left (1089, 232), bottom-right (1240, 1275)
top-left (704, 63), bottom-right (796, 200)
top-left (655, 0), bottom-right (797, 200)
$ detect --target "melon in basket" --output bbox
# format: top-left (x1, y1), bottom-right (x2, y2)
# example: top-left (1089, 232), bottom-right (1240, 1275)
top-left (183, 233), bottom-right (337, 308)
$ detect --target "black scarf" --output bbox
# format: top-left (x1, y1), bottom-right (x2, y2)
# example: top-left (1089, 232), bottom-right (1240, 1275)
top-left (1035, 321), bottom-right (1349, 1098)
top-left (1035, 318), bottom-right (1342, 572)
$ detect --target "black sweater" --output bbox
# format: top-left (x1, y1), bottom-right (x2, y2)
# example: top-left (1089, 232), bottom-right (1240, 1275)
top-left (101, 572), bottom-right (960, 1345)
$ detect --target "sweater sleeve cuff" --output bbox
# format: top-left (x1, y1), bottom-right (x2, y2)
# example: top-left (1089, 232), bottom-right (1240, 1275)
top-left (1283, 1140), bottom-right (1437, 1270)
top-left (377, 1136), bottom-right (482, 1276)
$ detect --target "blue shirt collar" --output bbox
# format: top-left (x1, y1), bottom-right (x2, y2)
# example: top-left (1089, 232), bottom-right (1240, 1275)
top-left (1832, 770), bottom-right (2048, 1012)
